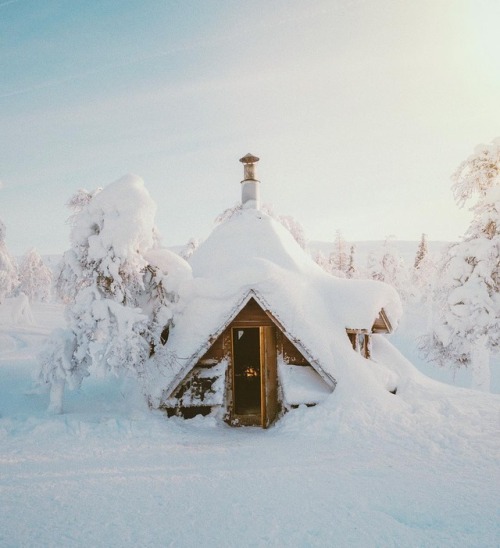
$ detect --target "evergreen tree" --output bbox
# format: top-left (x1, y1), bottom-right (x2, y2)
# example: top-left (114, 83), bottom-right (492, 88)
top-left (180, 237), bottom-right (200, 260)
top-left (38, 175), bottom-right (179, 412)
top-left (422, 138), bottom-right (500, 391)
top-left (367, 237), bottom-right (408, 300)
top-left (411, 234), bottom-right (436, 304)
top-left (313, 250), bottom-right (330, 272)
top-left (346, 244), bottom-right (358, 278)
top-left (451, 137), bottom-right (500, 206)
top-left (414, 233), bottom-right (428, 269)
top-left (55, 188), bottom-right (103, 304)
top-left (0, 219), bottom-right (18, 303)
top-left (18, 248), bottom-right (52, 303)
top-left (366, 250), bottom-right (383, 281)
top-left (329, 230), bottom-right (349, 277)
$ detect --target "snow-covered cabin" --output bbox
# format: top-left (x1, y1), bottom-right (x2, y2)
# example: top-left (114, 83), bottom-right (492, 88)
top-left (153, 155), bottom-right (402, 427)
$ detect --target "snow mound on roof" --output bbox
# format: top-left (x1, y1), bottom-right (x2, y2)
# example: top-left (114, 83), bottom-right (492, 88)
top-left (148, 208), bottom-right (403, 405)
top-left (190, 208), bottom-right (317, 279)
top-left (188, 208), bottom-right (401, 327)
top-left (145, 248), bottom-right (192, 295)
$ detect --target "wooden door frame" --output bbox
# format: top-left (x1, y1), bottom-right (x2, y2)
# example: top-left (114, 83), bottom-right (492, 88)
top-left (259, 327), bottom-right (267, 426)
top-left (231, 325), bottom-right (275, 427)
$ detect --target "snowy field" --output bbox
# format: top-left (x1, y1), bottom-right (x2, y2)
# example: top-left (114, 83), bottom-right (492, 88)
top-left (1, 303), bottom-right (499, 547)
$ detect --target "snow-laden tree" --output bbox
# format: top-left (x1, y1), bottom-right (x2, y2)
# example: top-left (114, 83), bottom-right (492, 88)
top-left (422, 138), bottom-right (500, 391)
top-left (38, 175), bottom-right (180, 412)
top-left (314, 250), bottom-right (330, 272)
top-left (55, 188), bottom-right (103, 304)
top-left (180, 237), bottom-right (200, 260)
top-left (66, 187), bottom-right (102, 225)
top-left (0, 219), bottom-right (18, 303)
top-left (414, 233), bottom-right (428, 269)
top-left (451, 137), bottom-right (500, 206)
top-left (18, 248), bottom-right (52, 302)
top-left (313, 233), bottom-right (355, 278)
top-left (366, 237), bottom-right (409, 300)
top-left (410, 234), bottom-right (437, 304)
top-left (346, 245), bottom-right (359, 279)
top-left (329, 230), bottom-right (349, 277)
top-left (366, 250), bottom-right (382, 281)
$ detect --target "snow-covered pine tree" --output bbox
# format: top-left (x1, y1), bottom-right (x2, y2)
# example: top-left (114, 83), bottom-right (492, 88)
top-left (329, 230), bottom-right (349, 277)
top-left (66, 187), bottom-right (102, 225)
top-left (366, 250), bottom-right (383, 281)
top-left (414, 233), bottom-right (428, 269)
top-left (366, 237), bottom-right (409, 300)
top-left (314, 250), bottom-right (330, 272)
top-left (410, 234), bottom-right (436, 303)
top-left (55, 188), bottom-right (103, 304)
top-left (451, 137), bottom-right (500, 207)
top-left (18, 248), bottom-right (52, 303)
top-left (0, 219), bottom-right (18, 304)
top-left (346, 245), bottom-right (358, 278)
top-left (422, 138), bottom-right (500, 391)
top-left (38, 175), bottom-right (179, 412)
top-left (180, 237), bottom-right (200, 260)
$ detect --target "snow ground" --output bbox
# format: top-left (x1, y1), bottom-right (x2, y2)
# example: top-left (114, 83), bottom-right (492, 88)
top-left (1, 304), bottom-right (499, 547)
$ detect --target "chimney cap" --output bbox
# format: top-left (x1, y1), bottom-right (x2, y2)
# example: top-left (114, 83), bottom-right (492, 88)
top-left (239, 153), bottom-right (259, 164)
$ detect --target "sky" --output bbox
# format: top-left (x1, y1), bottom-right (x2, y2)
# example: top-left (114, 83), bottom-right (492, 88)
top-left (1, 0), bottom-right (499, 256)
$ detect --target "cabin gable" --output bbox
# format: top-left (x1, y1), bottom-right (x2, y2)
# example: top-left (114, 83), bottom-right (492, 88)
top-left (162, 296), bottom-right (333, 426)
top-left (372, 308), bottom-right (393, 333)
top-left (345, 307), bottom-right (393, 359)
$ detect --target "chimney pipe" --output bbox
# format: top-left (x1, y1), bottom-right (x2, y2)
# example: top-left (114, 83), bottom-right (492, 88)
top-left (239, 153), bottom-right (260, 209)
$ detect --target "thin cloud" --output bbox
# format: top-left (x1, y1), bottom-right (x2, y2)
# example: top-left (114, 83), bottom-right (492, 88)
top-left (0, 3), bottom-right (333, 101)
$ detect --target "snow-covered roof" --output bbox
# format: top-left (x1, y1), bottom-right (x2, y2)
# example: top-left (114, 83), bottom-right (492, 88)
top-left (149, 208), bottom-right (402, 405)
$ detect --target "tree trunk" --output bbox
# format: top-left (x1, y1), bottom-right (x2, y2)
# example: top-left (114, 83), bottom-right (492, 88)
top-left (470, 337), bottom-right (490, 392)
top-left (48, 379), bottom-right (65, 414)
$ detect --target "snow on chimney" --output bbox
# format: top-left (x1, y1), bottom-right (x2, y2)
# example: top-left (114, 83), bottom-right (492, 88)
top-left (239, 153), bottom-right (260, 209)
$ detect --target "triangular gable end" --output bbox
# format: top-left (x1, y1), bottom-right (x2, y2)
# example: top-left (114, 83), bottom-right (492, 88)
top-left (162, 291), bottom-right (336, 427)
top-left (372, 308), bottom-right (393, 334)
top-left (246, 292), bottom-right (336, 388)
top-left (163, 290), bottom-right (335, 405)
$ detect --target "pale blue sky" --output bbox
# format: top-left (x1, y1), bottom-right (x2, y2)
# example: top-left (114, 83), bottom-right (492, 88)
top-left (1, 0), bottom-right (499, 256)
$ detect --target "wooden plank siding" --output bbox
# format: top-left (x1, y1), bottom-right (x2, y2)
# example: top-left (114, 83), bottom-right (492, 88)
top-left (371, 308), bottom-right (392, 333)
top-left (231, 298), bottom-right (275, 327)
top-left (280, 333), bottom-right (309, 365)
top-left (198, 333), bottom-right (226, 365)
top-left (197, 298), bottom-right (313, 372)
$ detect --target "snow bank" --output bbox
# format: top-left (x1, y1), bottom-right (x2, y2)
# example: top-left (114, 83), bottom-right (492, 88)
top-left (0, 334), bottom-right (16, 354)
top-left (278, 359), bottom-right (331, 405)
top-left (1, 303), bottom-right (499, 547)
top-left (0, 294), bottom-right (34, 326)
top-left (276, 333), bottom-right (500, 456)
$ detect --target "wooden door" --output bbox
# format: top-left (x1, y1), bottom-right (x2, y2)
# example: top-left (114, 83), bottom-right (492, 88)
top-left (232, 327), bottom-right (261, 418)
top-left (261, 326), bottom-right (279, 428)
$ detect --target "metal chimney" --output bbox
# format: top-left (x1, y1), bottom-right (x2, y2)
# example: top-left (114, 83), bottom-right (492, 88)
top-left (239, 153), bottom-right (260, 209)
